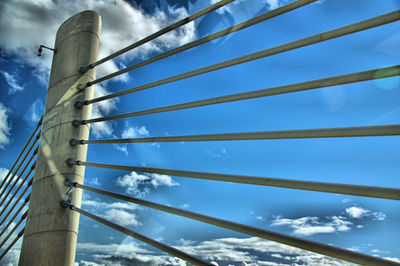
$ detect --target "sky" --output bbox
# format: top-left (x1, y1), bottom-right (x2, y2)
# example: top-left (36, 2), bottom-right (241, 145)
top-left (0, 0), bottom-right (399, 265)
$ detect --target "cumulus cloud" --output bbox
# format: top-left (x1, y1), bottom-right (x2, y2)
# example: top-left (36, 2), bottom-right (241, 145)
top-left (264, 0), bottom-right (280, 10)
top-left (0, 70), bottom-right (24, 94)
top-left (177, 238), bottom-right (196, 246)
top-left (77, 240), bottom-right (186, 266)
top-left (0, 167), bottom-right (24, 189)
top-left (89, 0), bottom-right (195, 82)
top-left (0, 245), bottom-right (22, 266)
top-left (0, 0), bottom-right (196, 83)
top-left (0, 0), bottom-right (197, 138)
top-left (0, 218), bottom-right (24, 265)
top-left (116, 171), bottom-right (179, 197)
top-left (178, 237), bottom-right (354, 265)
top-left (0, 167), bottom-right (9, 182)
top-left (86, 177), bottom-right (101, 186)
top-left (112, 124), bottom-right (150, 155)
top-left (103, 208), bottom-right (140, 227)
top-left (76, 260), bottom-right (103, 266)
top-left (77, 241), bottom-right (150, 256)
top-left (0, 103), bottom-right (11, 149)
top-left (77, 236), bottom-right (354, 266)
top-left (82, 200), bottom-right (139, 211)
top-left (384, 257), bottom-right (400, 263)
top-left (371, 212), bottom-right (386, 221)
top-left (271, 216), bottom-right (352, 236)
top-left (122, 126), bottom-right (149, 139)
top-left (345, 206), bottom-right (369, 219)
top-left (82, 198), bottom-right (141, 227)
top-left (345, 206), bottom-right (386, 221)
top-left (90, 84), bottom-right (117, 138)
top-left (272, 206), bottom-right (387, 236)
top-left (112, 143), bottom-right (129, 156)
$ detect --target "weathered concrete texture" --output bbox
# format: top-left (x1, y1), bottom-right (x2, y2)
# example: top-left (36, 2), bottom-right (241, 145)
top-left (19, 10), bottom-right (101, 266)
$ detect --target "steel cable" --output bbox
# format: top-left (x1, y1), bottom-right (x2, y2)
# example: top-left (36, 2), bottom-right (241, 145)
top-left (83, 0), bottom-right (318, 87)
top-left (0, 117), bottom-right (41, 192)
top-left (83, 11), bottom-right (400, 106)
top-left (0, 181), bottom-right (32, 227)
top-left (72, 124), bottom-right (400, 145)
top-left (78, 65), bottom-right (399, 124)
top-left (0, 195), bottom-right (29, 238)
top-left (61, 186), bottom-right (400, 265)
top-left (61, 202), bottom-right (213, 265)
top-left (0, 132), bottom-right (39, 199)
top-left (0, 228), bottom-right (24, 260)
top-left (0, 163), bottom-right (35, 217)
top-left (82, 0), bottom-right (235, 71)
top-left (0, 148), bottom-right (37, 208)
top-left (66, 162), bottom-right (400, 200)
top-left (0, 210), bottom-right (27, 248)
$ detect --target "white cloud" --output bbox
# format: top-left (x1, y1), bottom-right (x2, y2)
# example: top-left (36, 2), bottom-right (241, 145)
top-left (103, 208), bottom-right (140, 227)
top-left (77, 241), bottom-right (150, 256)
top-left (150, 173), bottom-right (178, 188)
top-left (0, 70), bottom-right (24, 94)
top-left (0, 103), bottom-right (11, 149)
top-left (122, 126), bottom-right (149, 139)
top-left (77, 241), bottom-right (186, 266)
top-left (0, 167), bottom-right (23, 189)
top-left (293, 225), bottom-right (336, 236)
top-left (87, 177), bottom-right (101, 186)
top-left (116, 171), bottom-right (178, 197)
top-left (264, 0), bottom-right (279, 9)
top-left (0, 0), bottom-right (197, 139)
top-left (384, 257), bottom-right (400, 263)
top-left (82, 199), bottom-right (139, 211)
top-left (77, 235), bottom-right (372, 265)
top-left (371, 212), bottom-right (386, 221)
top-left (112, 124), bottom-right (150, 155)
top-left (0, 244), bottom-right (21, 266)
top-left (90, 85), bottom-right (117, 138)
top-left (0, 219), bottom-right (23, 265)
top-left (345, 206), bottom-right (386, 221)
top-left (76, 260), bottom-right (103, 266)
top-left (116, 171), bottom-right (149, 193)
top-left (210, 0), bottom-right (233, 15)
top-left (112, 143), bottom-right (128, 156)
top-left (0, 0), bottom-right (196, 84)
top-left (271, 215), bottom-right (352, 236)
top-left (345, 206), bottom-right (369, 219)
top-left (272, 205), bottom-right (387, 236)
top-left (178, 237), bottom-right (353, 265)
top-left (0, 167), bottom-right (9, 182)
top-left (82, 198), bottom-right (141, 227)
top-left (330, 216), bottom-right (352, 232)
top-left (177, 238), bottom-right (196, 246)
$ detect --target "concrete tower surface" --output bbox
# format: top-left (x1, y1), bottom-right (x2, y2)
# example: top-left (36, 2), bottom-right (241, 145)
top-left (19, 10), bottom-right (101, 266)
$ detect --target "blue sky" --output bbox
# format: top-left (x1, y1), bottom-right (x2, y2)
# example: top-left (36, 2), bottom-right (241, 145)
top-left (0, 0), bottom-right (399, 265)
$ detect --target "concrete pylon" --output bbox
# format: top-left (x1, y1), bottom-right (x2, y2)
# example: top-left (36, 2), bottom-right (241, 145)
top-left (19, 11), bottom-right (101, 265)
